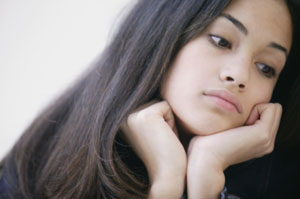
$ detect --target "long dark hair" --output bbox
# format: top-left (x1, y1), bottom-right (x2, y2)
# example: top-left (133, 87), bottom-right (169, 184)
top-left (273, 0), bottom-right (300, 147)
top-left (1, 0), bottom-right (299, 198)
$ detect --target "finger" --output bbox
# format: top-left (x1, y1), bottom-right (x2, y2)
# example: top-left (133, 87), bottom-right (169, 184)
top-left (134, 100), bottom-right (161, 113)
top-left (255, 103), bottom-right (276, 128)
top-left (266, 103), bottom-right (282, 149)
top-left (271, 103), bottom-right (282, 135)
top-left (245, 105), bottom-right (259, 125)
top-left (154, 101), bottom-right (179, 137)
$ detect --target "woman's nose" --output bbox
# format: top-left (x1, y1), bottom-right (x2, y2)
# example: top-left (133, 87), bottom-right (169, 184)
top-left (219, 63), bottom-right (250, 91)
top-left (221, 74), bottom-right (246, 89)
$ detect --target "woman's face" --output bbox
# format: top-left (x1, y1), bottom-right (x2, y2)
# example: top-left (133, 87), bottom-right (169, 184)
top-left (160, 0), bottom-right (292, 136)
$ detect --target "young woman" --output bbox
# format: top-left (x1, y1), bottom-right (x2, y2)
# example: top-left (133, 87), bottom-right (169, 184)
top-left (1, 0), bottom-right (299, 198)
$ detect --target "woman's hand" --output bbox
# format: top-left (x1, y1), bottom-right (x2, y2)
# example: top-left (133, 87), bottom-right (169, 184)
top-left (120, 101), bottom-right (187, 199)
top-left (187, 103), bottom-right (282, 198)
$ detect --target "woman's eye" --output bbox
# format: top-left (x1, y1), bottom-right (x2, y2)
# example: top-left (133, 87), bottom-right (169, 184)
top-left (209, 34), bottom-right (232, 49)
top-left (256, 63), bottom-right (276, 78)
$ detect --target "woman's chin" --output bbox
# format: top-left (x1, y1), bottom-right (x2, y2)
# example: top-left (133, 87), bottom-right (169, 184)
top-left (177, 118), bottom-right (243, 137)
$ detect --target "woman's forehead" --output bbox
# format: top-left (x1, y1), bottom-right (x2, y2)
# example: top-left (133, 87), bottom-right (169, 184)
top-left (221, 0), bottom-right (293, 52)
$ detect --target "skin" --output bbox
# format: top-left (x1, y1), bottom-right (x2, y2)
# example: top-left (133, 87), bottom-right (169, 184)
top-left (121, 0), bottom-right (292, 198)
top-left (160, 0), bottom-right (292, 137)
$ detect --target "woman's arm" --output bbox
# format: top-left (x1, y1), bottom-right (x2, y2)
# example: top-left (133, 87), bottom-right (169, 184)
top-left (187, 103), bottom-right (282, 198)
top-left (187, 152), bottom-right (225, 199)
top-left (121, 101), bottom-right (187, 199)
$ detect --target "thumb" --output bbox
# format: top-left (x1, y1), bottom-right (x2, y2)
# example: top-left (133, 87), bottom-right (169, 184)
top-left (245, 105), bottom-right (259, 125)
top-left (158, 101), bottom-right (179, 137)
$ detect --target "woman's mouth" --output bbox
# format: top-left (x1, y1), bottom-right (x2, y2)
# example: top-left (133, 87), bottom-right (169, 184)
top-left (203, 89), bottom-right (243, 113)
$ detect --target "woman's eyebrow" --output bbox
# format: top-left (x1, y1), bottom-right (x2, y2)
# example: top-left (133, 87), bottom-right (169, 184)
top-left (268, 42), bottom-right (288, 58)
top-left (220, 13), bottom-right (248, 35)
top-left (220, 13), bottom-right (288, 58)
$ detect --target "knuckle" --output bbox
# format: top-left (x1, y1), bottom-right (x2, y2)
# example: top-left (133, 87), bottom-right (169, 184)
top-left (135, 109), bottom-right (153, 120)
top-left (258, 131), bottom-right (270, 143)
top-left (262, 139), bottom-right (274, 154)
top-left (277, 103), bottom-right (283, 112)
top-left (265, 143), bottom-right (274, 154)
top-left (126, 113), bottom-right (137, 128)
top-left (129, 109), bottom-right (155, 125)
top-left (268, 103), bottom-right (275, 110)
top-left (126, 102), bottom-right (161, 127)
top-left (268, 144), bottom-right (275, 153)
top-left (275, 103), bottom-right (282, 109)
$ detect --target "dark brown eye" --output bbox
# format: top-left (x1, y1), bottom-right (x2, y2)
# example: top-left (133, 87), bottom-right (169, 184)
top-left (209, 34), bottom-right (232, 49)
top-left (256, 63), bottom-right (276, 78)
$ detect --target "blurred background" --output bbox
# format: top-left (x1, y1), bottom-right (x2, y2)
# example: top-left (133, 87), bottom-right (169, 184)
top-left (0, 0), bottom-right (134, 159)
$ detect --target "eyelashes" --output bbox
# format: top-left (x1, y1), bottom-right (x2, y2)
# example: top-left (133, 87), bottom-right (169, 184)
top-left (209, 34), bottom-right (232, 49)
top-left (256, 63), bottom-right (275, 78)
top-left (208, 34), bottom-right (276, 78)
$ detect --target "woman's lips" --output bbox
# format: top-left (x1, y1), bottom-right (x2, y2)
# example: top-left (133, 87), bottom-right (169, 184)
top-left (203, 89), bottom-right (243, 113)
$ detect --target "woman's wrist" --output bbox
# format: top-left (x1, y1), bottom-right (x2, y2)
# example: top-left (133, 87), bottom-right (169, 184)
top-left (147, 154), bottom-right (187, 195)
top-left (187, 139), bottom-right (226, 198)
top-left (187, 160), bottom-right (225, 199)
top-left (149, 173), bottom-right (185, 199)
